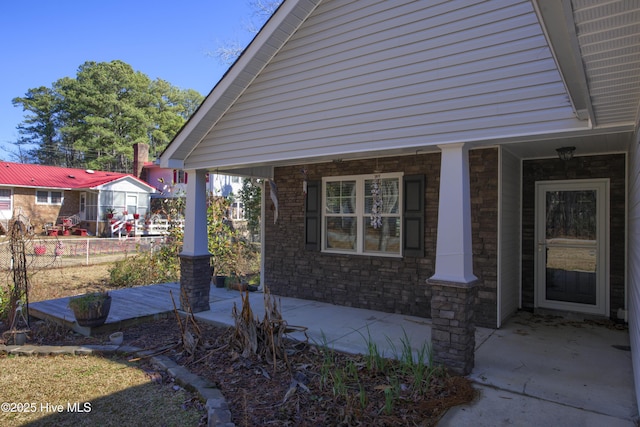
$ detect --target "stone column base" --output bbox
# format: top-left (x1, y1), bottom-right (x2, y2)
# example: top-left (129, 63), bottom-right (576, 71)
top-left (179, 254), bottom-right (211, 313)
top-left (427, 278), bottom-right (478, 375)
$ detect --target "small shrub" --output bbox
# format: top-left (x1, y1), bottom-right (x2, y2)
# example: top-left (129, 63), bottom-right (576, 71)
top-left (0, 284), bottom-right (9, 322)
top-left (68, 291), bottom-right (110, 312)
top-left (109, 252), bottom-right (179, 288)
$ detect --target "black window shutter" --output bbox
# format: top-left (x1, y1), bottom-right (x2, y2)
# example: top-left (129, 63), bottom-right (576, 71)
top-left (403, 174), bottom-right (425, 257)
top-left (305, 180), bottom-right (321, 251)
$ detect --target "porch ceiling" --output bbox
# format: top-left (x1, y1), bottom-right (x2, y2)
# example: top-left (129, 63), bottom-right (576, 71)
top-left (501, 130), bottom-right (633, 160)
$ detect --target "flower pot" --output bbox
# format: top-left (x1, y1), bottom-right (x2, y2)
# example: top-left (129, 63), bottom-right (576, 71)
top-left (109, 331), bottom-right (123, 345)
top-left (10, 331), bottom-right (28, 345)
top-left (214, 275), bottom-right (227, 288)
top-left (106, 213), bottom-right (114, 219)
top-left (70, 294), bottom-right (112, 327)
top-left (133, 214), bottom-right (140, 219)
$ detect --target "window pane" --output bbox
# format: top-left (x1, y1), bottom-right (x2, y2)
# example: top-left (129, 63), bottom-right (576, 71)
top-left (326, 197), bottom-right (340, 214)
top-left (326, 181), bottom-right (341, 197)
top-left (364, 217), bottom-right (401, 253)
top-left (340, 181), bottom-right (355, 213)
top-left (325, 180), bottom-right (356, 214)
top-left (50, 192), bottom-right (62, 204)
top-left (0, 189), bottom-right (10, 210)
top-left (36, 191), bottom-right (48, 203)
top-left (365, 178), bottom-right (399, 214)
top-left (326, 217), bottom-right (356, 250)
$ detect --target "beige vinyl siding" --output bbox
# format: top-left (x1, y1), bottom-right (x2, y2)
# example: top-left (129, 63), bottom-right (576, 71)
top-left (186, 0), bottom-right (586, 170)
top-left (628, 126), bottom-right (640, 411)
top-left (498, 147), bottom-right (521, 327)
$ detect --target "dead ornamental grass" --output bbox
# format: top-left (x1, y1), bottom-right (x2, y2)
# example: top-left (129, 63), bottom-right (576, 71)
top-left (0, 353), bottom-right (204, 427)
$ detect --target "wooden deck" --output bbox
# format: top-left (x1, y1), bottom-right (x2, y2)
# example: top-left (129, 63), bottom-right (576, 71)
top-left (29, 282), bottom-right (182, 336)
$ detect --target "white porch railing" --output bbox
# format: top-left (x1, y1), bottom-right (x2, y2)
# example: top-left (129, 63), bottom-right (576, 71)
top-left (109, 217), bottom-right (184, 237)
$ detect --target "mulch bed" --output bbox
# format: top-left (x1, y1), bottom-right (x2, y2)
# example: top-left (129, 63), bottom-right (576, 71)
top-left (4, 314), bottom-right (477, 426)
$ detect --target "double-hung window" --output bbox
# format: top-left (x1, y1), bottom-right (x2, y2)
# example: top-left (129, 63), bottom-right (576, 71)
top-left (0, 189), bottom-right (11, 211)
top-left (36, 190), bottom-right (63, 205)
top-left (323, 173), bottom-right (403, 256)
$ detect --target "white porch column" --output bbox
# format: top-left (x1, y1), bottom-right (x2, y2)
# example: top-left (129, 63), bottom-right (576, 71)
top-left (431, 143), bottom-right (478, 284)
top-left (179, 169), bottom-right (210, 313)
top-left (182, 169), bottom-right (209, 256)
top-left (427, 142), bottom-right (478, 375)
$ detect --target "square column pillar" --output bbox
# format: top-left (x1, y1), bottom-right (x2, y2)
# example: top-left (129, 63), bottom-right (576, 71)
top-left (428, 143), bottom-right (477, 375)
top-left (179, 169), bottom-right (211, 312)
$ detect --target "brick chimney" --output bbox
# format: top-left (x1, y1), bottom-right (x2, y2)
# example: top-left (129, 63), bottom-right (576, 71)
top-left (133, 143), bottom-right (149, 178)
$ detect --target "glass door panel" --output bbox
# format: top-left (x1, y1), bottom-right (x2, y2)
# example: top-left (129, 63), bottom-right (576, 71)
top-left (535, 180), bottom-right (607, 315)
top-left (544, 190), bottom-right (597, 305)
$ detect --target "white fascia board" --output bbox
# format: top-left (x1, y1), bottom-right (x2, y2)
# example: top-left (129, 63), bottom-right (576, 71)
top-left (216, 166), bottom-right (274, 179)
top-left (158, 158), bottom-right (184, 170)
top-left (532, 0), bottom-right (595, 125)
top-left (10, 185), bottom-right (73, 191)
top-left (160, 0), bottom-right (322, 168)
top-left (93, 176), bottom-right (156, 193)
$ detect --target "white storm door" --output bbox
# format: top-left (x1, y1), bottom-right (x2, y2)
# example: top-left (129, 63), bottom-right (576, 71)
top-left (535, 180), bottom-right (608, 315)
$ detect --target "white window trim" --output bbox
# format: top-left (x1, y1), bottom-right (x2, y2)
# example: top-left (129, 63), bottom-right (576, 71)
top-left (36, 190), bottom-right (64, 205)
top-left (322, 172), bottom-right (403, 257)
top-left (0, 188), bottom-right (12, 212)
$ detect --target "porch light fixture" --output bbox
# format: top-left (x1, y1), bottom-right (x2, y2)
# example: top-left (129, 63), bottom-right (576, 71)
top-left (556, 146), bottom-right (576, 161)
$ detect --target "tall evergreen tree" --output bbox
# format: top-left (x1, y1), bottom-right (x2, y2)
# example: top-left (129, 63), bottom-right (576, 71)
top-left (11, 60), bottom-right (204, 171)
top-left (11, 86), bottom-right (62, 165)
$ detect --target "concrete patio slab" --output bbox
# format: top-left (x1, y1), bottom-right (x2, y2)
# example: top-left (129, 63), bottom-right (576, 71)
top-left (439, 385), bottom-right (635, 427)
top-left (28, 283), bottom-right (638, 425)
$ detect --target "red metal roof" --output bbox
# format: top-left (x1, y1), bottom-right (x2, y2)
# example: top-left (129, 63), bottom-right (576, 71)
top-left (0, 161), bottom-right (155, 190)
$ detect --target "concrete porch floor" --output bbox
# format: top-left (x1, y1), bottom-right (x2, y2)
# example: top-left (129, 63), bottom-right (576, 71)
top-left (29, 283), bottom-right (638, 426)
top-left (442, 311), bottom-right (637, 426)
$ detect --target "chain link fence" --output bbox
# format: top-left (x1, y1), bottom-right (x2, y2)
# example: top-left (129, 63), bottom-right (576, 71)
top-left (0, 236), bottom-right (167, 270)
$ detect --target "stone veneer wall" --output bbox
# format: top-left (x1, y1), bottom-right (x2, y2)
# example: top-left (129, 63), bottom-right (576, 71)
top-left (179, 255), bottom-right (211, 313)
top-left (521, 154), bottom-right (626, 319)
top-left (263, 148), bottom-right (498, 327)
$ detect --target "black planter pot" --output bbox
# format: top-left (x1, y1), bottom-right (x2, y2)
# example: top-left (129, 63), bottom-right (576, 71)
top-left (70, 295), bottom-right (112, 327)
top-left (214, 275), bottom-right (227, 288)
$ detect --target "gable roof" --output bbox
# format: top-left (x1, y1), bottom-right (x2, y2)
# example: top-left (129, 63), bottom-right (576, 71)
top-left (160, 0), bottom-right (321, 170)
top-left (161, 0), bottom-right (640, 172)
top-left (0, 161), bottom-right (155, 191)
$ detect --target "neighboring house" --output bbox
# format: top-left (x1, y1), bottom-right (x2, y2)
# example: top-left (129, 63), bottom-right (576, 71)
top-left (134, 143), bottom-right (245, 219)
top-left (159, 0), bottom-right (640, 392)
top-left (0, 161), bottom-right (156, 236)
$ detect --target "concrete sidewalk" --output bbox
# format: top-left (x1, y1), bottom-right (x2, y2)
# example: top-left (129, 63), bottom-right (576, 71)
top-left (198, 286), bottom-right (638, 426)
